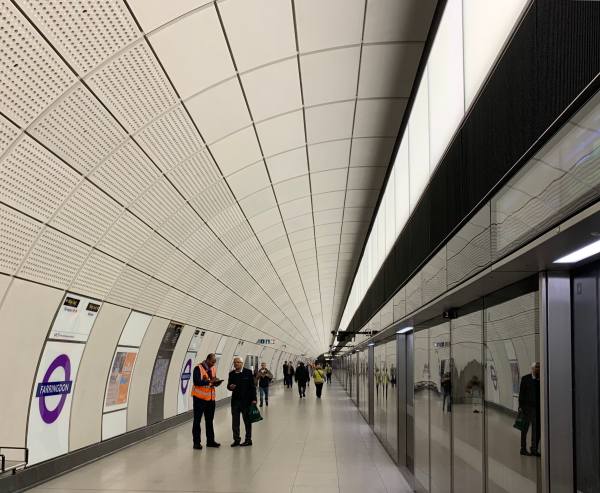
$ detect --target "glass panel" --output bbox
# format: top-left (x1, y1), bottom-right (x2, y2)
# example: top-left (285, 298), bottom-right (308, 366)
top-left (451, 305), bottom-right (484, 493)
top-left (386, 339), bottom-right (398, 460)
top-left (414, 327), bottom-right (430, 492)
top-left (429, 322), bottom-right (451, 493)
top-left (484, 290), bottom-right (540, 493)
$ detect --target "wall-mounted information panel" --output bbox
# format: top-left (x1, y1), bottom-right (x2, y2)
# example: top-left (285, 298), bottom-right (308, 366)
top-left (147, 322), bottom-right (182, 425)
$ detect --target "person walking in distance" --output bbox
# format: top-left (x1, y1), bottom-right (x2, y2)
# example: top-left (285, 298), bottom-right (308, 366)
top-left (191, 353), bottom-right (222, 450)
top-left (256, 362), bottom-right (273, 407)
top-left (313, 363), bottom-right (326, 398)
top-left (519, 362), bottom-right (541, 456)
top-left (325, 364), bottom-right (333, 384)
top-left (282, 361), bottom-right (289, 388)
top-left (295, 361), bottom-right (309, 398)
top-left (286, 361), bottom-right (295, 390)
top-left (228, 357), bottom-right (257, 447)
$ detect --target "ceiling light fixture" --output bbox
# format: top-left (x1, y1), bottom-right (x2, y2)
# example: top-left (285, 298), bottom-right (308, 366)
top-left (554, 238), bottom-right (600, 264)
top-left (396, 327), bottom-right (413, 334)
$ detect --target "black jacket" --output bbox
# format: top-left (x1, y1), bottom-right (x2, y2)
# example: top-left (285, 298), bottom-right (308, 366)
top-left (228, 368), bottom-right (257, 404)
top-left (295, 365), bottom-right (309, 384)
top-left (518, 374), bottom-right (540, 410)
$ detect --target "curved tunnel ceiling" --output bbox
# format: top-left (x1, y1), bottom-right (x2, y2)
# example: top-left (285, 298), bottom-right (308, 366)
top-left (0, 0), bottom-right (436, 355)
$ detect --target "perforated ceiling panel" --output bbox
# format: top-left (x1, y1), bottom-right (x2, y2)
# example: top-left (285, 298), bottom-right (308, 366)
top-left (0, 0), bottom-right (436, 356)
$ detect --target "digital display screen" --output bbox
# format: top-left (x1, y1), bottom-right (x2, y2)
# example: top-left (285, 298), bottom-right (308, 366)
top-left (63, 297), bottom-right (80, 308)
top-left (86, 302), bottom-right (100, 313)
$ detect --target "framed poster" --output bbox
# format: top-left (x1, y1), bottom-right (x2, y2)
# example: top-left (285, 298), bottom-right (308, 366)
top-left (104, 348), bottom-right (138, 411)
top-left (27, 341), bottom-right (85, 465)
top-left (50, 293), bottom-right (102, 342)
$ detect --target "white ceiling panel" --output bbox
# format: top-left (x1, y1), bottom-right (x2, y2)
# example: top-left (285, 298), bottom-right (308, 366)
top-left (295, 0), bottom-right (364, 52)
top-left (347, 166), bottom-right (387, 190)
top-left (186, 78), bottom-right (251, 143)
top-left (241, 58), bottom-right (302, 121)
top-left (227, 162), bottom-right (270, 200)
top-left (305, 101), bottom-right (355, 143)
top-left (350, 137), bottom-right (396, 166)
top-left (363, 0), bottom-right (437, 43)
top-left (256, 111), bottom-right (305, 156)
top-left (300, 47), bottom-right (360, 106)
top-left (280, 196), bottom-right (313, 220)
top-left (359, 44), bottom-right (423, 98)
top-left (311, 168), bottom-right (349, 194)
top-left (128, 0), bottom-right (213, 32)
top-left (274, 175), bottom-right (311, 203)
top-left (239, 188), bottom-right (278, 218)
top-left (353, 98), bottom-right (407, 137)
top-left (308, 140), bottom-right (352, 172)
top-left (149, 7), bottom-right (235, 98)
top-left (313, 191), bottom-right (346, 212)
top-left (218, 0), bottom-right (296, 71)
top-left (209, 127), bottom-right (263, 176)
top-left (285, 213), bottom-right (314, 234)
top-left (314, 208), bottom-right (344, 225)
top-left (266, 147), bottom-right (308, 184)
top-left (248, 207), bottom-right (281, 232)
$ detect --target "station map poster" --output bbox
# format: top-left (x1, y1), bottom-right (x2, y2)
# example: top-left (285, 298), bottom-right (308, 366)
top-left (50, 293), bottom-right (102, 342)
top-left (104, 348), bottom-right (138, 411)
top-left (27, 341), bottom-right (85, 465)
top-left (147, 322), bottom-right (182, 425)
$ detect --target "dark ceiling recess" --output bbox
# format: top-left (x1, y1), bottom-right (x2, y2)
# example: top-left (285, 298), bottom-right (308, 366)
top-left (336, 0), bottom-right (600, 350)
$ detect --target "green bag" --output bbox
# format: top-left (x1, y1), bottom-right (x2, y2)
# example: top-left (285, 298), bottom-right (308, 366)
top-left (513, 410), bottom-right (528, 432)
top-left (248, 404), bottom-right (263, 424)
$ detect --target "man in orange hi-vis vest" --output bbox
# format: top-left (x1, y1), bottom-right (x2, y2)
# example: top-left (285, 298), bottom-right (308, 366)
top-left (191, 353), bottom-right (222, 449)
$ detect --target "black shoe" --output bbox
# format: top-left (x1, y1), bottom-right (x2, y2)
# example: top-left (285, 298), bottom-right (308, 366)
top-left (530, 450), bottom-right (541, 457)
top-left (240, 439), bottom-right (252, 447)
top-left (193, 443), bottom-right (202, 450)
top-left (206, 442), bottom-right (220, 448)
top-left (520, 449), bottom-right (530, 456)
top-left (259, 403), bottom-right (263, 407)
top-left (231, 440), bottom-right (241, 447)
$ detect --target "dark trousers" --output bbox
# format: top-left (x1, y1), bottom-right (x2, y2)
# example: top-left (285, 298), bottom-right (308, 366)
top-left (326, 374), bottom-right (331, 383)
top-left (298, 382), bottom-right (306, 396)
top-left (315, 382), bottom-right (324, 398)
top-left (192, 398), bottom-right (215, 445)
top-left (442, 391), bottom-right (452, 412)
top-left (520, 407), bottom-right (540, 452)
top-left (231, 401), bottom-right (251, 442)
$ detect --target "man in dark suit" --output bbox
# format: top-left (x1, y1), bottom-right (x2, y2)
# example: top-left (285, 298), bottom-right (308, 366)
top-left (228, 357), bottom-right (257, 447)
top-left (518, 361), bottom-right (541, 456)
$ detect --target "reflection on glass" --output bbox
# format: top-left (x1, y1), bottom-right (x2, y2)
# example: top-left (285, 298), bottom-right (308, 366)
top-left (452, 306), bottom-right (484, 493)
top-left (374, 344), bottom-right (386, 439)
top-left (414, 327), bottom-right (430, 492)
top-left (429, 322), bottom-right (451, 493)
top-left (359, 350), bottom-right (369, 419)
top-left (485, 291), bottom-right (540, 493)
top-left (386, 339), bottom-right (398, 460)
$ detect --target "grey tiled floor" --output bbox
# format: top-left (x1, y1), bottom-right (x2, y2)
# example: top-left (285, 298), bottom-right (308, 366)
top-left (28, 381), bottom-right (410, 493)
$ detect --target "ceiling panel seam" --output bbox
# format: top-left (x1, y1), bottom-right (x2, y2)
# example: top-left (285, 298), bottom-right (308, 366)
top-left (290, 0), bottom-right (327, 345)
top-left (328, 0), bottom-right (369, 334)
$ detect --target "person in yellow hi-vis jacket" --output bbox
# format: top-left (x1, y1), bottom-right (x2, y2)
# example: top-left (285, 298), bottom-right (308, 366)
top-left (313, 363), bottom-right (326, 398)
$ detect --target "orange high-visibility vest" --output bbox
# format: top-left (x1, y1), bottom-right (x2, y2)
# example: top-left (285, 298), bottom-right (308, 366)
top-left (191, 363), bottom-right (216, 401)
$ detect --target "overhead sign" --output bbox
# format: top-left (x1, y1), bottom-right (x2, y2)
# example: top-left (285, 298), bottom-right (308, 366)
top-left (257, 338), bottom-right (275, 345)
top-left (27, 341), bottom-right (85, 465)
top-left (50, 293), bottom-right (102, 342)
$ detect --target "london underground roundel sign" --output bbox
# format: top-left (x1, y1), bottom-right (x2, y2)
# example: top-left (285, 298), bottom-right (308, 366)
top-left (36, 354), bottom-right (72, 424)
top-left (180, 359), bottom-right (192, 394)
